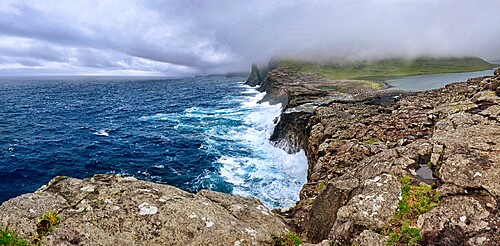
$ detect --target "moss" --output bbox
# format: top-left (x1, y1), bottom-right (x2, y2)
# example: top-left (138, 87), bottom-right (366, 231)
top-left (315, 181), bottom-right (326, 193)
top-left (273, 233), bottom-right (303, 246)
top-left (385, 176), bottom-right (440, 246)
top-left (364, 136), bottom-right (380, 144)
top-left (451, 104), bottom-right (464, 112)
top-left (0, 228), bottom-right (29, 246)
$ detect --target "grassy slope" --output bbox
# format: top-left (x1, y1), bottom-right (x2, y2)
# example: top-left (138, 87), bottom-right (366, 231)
top-left (281, 57), bottom-right (497, 81)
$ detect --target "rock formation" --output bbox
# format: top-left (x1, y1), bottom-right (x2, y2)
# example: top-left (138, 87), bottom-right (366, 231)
top-left (244, 63), bottom-right (263, 87)
top-left (0, 174), bottom-right (289, 245)
top-left (261, 65), bottom-right (500, 245)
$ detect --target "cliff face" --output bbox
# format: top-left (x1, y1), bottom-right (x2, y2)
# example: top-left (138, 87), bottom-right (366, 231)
top-left (257, 63), bottom-right (383, 153)
top-left (262, 65), bottom-right (500, 245)
top-left (0, 174), bottom-right (289, 245)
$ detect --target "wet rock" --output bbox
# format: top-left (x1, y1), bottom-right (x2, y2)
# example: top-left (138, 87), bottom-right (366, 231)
top-left (0, 174), bottom-right (289, 245)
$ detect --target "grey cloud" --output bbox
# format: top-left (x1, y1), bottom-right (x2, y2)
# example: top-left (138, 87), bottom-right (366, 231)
top-left (0, 0), bottom-right (499, 76)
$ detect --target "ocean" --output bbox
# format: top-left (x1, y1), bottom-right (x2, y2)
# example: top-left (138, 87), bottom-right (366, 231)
top-left (0, 76), bottom-right (307, 209)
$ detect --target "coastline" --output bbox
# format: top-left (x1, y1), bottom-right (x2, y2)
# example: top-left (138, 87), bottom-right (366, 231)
top-left (1, 65), bottom-right (499, 245)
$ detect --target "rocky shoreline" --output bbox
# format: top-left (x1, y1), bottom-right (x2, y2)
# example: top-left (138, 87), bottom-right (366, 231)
top-left (254, 63), bottom-right (500, 245)
top-left (1, 64), bottom-right (499, 245)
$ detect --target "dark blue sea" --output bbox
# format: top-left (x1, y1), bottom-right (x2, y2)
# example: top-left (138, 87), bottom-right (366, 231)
top-left (0, 76), bottom-right (307, 208)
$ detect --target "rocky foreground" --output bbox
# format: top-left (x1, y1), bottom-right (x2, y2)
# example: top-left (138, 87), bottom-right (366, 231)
top-left (1, 65), bottom-right (500, 245)
top-left (0, 175), bottom-right (288, 245)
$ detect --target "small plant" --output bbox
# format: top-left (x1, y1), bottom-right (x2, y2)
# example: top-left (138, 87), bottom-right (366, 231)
top-left (0, 228), bottom-right (29, 246)
top-left (37, 212), bottom-right (60, 236)
top-left (31, 212), bottom-right (61, 245)
top-left (273, 233), bottom-right (303, 246)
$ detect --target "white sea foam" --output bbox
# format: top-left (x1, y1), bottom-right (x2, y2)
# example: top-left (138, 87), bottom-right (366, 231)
top-left (212, 90), bottom-right (307, 209)
top-left (94, 130), bottom-right (109, 137)
top-left (137, 84), bottom-right (308, 209)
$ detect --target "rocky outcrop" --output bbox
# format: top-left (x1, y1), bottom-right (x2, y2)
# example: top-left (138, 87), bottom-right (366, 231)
top-left (257, 63), bottom-right (384, 153)
top-left (0, 174), bottom-right (289, 245)
top-left (244, 63), bottom-right (263, 87)
top-left (281, 68), bottom-right (500, 245)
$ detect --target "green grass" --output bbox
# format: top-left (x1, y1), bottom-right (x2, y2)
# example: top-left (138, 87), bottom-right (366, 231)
top-left (0, 229), bottom-right (29, 246)
top-left (385, 176), bottom-right (440, 246)
top-left (281, 57), bottom-right (496, 81)
top-left (273, 233), bottom-right (303, 246)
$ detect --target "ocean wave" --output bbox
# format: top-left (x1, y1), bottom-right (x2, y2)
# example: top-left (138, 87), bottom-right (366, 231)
top-left (200, 89), bottom-right (307, 208)
top-left (135, 83), bottom-right (307, 209)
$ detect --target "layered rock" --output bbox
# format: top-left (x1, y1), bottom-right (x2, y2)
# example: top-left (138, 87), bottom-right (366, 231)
top-left (257, 63), bottom-right (384, 153)
top-left (0, 174), bottom-right (289, 245)
top-left (274, 67), bottom-right (500, 245)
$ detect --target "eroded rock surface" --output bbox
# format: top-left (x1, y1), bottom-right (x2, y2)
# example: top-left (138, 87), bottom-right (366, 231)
top-left (274, 68), bottom-right (500, 245)
top-left (0, 174), bottom-right (289, 245)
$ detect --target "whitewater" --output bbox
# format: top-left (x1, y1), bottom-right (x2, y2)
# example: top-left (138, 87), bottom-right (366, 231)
top-left (0, 76), bottom-right (307, 209)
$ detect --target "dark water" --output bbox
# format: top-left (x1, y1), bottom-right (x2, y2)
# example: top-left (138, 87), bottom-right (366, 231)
top-left (0, 76), bottom-right (306, 208)
top-left (386, 69), bottom-right (496, 91)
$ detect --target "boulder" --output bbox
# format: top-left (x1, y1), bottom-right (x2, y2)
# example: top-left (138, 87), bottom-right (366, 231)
top-left (0, 174), bottom-right (289, 246)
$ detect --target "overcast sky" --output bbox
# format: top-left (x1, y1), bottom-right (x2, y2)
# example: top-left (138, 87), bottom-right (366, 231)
top-left (0, 0), bottom-right (499, 76)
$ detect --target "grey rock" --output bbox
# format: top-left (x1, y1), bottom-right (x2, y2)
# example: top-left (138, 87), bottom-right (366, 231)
top-left (0, 174), bottom-right (289, 246)
top-left (354, 230), bottom-right (388, 246)
top-left (418, 196), bottom-right (494, 244)
top-left (330, 174), bottom-right (401, 239)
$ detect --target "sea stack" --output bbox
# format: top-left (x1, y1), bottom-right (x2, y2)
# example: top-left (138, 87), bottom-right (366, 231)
top-left (244, 63), bottom-right (263, 87)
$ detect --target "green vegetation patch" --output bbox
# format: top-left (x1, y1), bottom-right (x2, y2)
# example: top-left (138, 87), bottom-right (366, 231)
top-left (315, 181), bottom-right (326, 193)
top-left (273, 233), bottom-right (303, 246)
top-left (384, 176), bottom-right (440, 246)
top-left (31, 212), bottom-right (61, 245)
top-left (281, 57), bottom-right (496, 81)
top-left (0, 228), bottom-right (30, 246)
top-left (364, 136), bottom-right (381, 145)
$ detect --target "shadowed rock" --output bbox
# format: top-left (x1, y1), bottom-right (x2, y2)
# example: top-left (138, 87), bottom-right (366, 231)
top-left (244, 63), bottom-right (263, 87)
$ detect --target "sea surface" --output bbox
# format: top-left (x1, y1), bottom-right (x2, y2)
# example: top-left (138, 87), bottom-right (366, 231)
top-left (386, 69), bottom-right (496, 91)
top-left (0, 76), bottom-right (307, 208)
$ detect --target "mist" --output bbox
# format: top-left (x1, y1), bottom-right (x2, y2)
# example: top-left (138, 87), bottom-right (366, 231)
top-left (0, 0), bottom-right (499, 76)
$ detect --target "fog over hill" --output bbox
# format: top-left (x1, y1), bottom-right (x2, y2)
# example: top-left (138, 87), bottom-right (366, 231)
top-left (0, 0), bottom-right (499, 76)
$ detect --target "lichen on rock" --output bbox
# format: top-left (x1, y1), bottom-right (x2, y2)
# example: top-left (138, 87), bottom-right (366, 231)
top-left (0, 174), bottom-right (289, 245)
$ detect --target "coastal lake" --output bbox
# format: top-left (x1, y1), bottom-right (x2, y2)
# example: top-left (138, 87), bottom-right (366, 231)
top-left (386, 68), bottom-right (496, 91)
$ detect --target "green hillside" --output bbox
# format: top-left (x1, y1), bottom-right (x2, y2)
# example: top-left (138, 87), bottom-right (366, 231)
top-left (281, 57), bottom-right (497, 81)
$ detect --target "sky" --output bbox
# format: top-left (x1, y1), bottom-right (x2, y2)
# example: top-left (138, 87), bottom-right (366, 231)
top-left (0, 0), bottom-right (499, 76)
